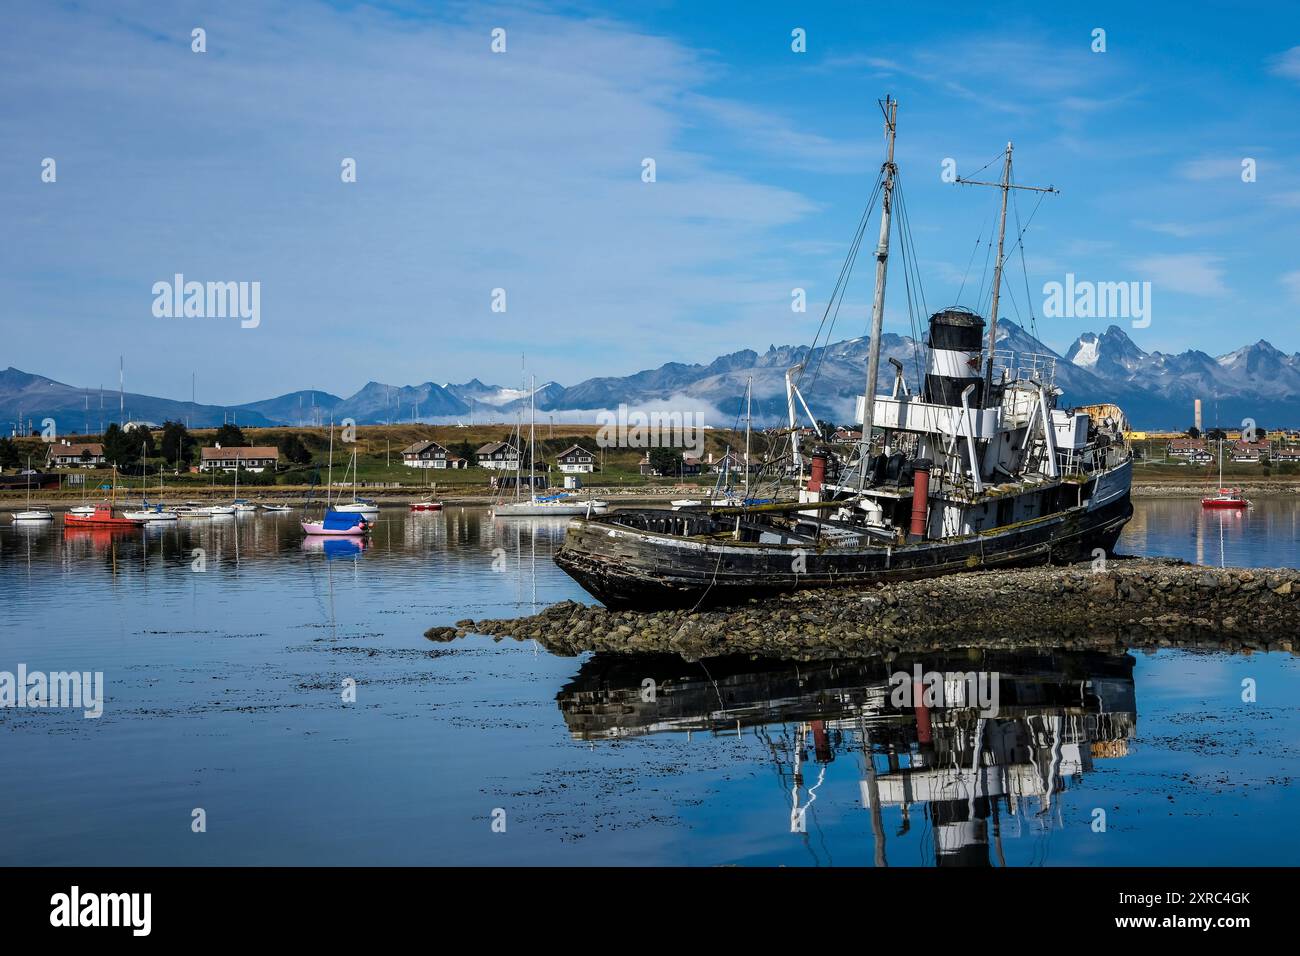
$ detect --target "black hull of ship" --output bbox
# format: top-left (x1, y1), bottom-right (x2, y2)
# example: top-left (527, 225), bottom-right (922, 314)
top-left (555, 492), bottom-right (1133, 610)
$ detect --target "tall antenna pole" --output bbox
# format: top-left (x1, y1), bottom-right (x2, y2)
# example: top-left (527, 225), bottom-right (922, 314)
top-left (858, 94), bottom-right (898, 491)
top-left (955, 142), bottom-right (1058, 406)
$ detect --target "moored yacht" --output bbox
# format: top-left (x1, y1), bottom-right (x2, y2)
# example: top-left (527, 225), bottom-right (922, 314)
top-left (12, 458), bottom-right (53, 521)
top-left (1202, 440), bottom-right (1249, 509)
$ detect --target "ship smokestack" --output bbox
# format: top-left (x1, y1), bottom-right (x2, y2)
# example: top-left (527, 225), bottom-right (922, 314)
top-left (923, 309), bottom-right (986, 406)
top-left (909, 459), bottom-right (931, 539)
top-left (808, 453), bottom-right (827, 492)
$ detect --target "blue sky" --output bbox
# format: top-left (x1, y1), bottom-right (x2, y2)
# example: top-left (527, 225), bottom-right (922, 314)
top-left (3, 0), bottom-right (1299, 403)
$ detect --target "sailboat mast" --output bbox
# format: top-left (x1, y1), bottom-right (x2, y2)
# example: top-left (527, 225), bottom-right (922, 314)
top-left (744, 376), bottom-right (753, 502)
top-left (858, 95), bottom-right (898, 491)
top-left (326, 420), bottom-right (335, 508)
top-left (984, 142), bottom-right (1013, 402)
top-left (529, 374), bottom-right (536, 501)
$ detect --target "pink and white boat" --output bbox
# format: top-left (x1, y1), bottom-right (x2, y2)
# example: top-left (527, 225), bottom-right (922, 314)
top-left (301, 510), bottom-right (371, 536)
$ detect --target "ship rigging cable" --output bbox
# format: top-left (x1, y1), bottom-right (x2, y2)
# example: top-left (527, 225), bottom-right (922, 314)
top-left (799, 168), bottom-right (886, 397)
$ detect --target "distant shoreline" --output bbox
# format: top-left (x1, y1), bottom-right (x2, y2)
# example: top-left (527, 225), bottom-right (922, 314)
top-left (5, 481), bottom-right (1300, 513)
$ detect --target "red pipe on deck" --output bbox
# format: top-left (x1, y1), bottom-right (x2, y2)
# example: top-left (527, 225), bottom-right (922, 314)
top-left (914, 688), bottom-right (934, 745)
top-left (909, 461), bottom-right (931, 539)
top-left (811, 720), bottom-right (833, 763)
top-left (808, 453), bottom-right (827, 492)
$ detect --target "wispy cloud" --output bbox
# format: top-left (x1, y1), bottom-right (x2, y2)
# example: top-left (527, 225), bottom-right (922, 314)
top-left (1267, 45), bottom-right (1300, 80)
top-left (1177, 156), bottom-right (1251, 181)
top-left (1282, 270), bottom-right (1300, 304)
top-left (680, 95), bottom-right (874, 172)
top-left (0, 0), bottom-right (822, 398)
top-left (1135, 253), bottom-right (1229, 297)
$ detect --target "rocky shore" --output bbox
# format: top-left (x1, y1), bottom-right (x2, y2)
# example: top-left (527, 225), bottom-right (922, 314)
top-left (426, 557), bottom-right (1300, 661)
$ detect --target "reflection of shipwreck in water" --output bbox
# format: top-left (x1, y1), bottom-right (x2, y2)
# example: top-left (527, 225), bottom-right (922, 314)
top-left (557, 650), bottom-right (1136, 866)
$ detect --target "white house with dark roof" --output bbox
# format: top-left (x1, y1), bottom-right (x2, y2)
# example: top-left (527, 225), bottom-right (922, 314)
top-left (555, 444), bottom-right (596, 473)
top-left (401, 440), bottom-right (466, 469)
top-left (45, 441), bottom-right (106, 468)
top-left (476, 440), bottom-right (521, 470)
top-left (199, 444), bottom-right (279, 473)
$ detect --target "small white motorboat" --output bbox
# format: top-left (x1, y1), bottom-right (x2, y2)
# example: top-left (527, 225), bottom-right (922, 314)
top-left (125, 504), bottom-right (179, 522)
top-left (260, 504), bottom-right (294, 513)
top-left (69, 505), bottom-right (97, 517)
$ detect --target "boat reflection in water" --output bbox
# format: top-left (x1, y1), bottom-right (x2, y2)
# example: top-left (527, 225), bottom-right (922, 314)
top-left (557, 649), bottom-right (1136, 866)
top-left (299, 536), bottom-right (367, 559)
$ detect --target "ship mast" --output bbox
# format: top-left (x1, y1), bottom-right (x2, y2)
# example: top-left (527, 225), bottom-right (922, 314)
top-left (857, 95), bottom-right (898, 491)
top-left (955, 143), bottom-right (1058, 405)
top-left (744, 376), bottom-right (752, 503)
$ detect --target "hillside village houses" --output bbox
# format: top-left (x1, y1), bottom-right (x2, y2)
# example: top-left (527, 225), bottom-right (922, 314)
top-left (708, 450), bottom-right (762, 476)
top-left (1229, 439), bottom-right (1271, 463)
top-left (638, 454), bottom-right (703, 477)
top-left (45, 440), bottom-right (106, 467)
top-left (1167, 437), bottom-right (1208, 458)
top-left (199, 444), bottom-right (280, 473)
top-left (400, 440), bottom-right (467, 469)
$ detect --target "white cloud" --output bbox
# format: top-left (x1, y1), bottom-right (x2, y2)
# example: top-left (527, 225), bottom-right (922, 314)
top-left (1268, 46), bottom-right (1300, 80)
top-left (1177, 156), bottom-right (1249, 181)
top-left (1135, 254), bottom-right (1229, 297)
top-left (1282, 270), bottom-right (1300, 304)
top-left (0, 1), bottom-right (823, 400)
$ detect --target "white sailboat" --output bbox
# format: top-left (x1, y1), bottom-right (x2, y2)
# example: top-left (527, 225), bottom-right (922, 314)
top-left (206, 458), bottom-right (235, 515)
top-left (13, 457), bottom-right (53, 521)
top-left (331, 449), bottom-right (380, 518)
top-left (230, 457), bottom-right (257, 512)
top-left (492, 374), bottom-right (607, 517)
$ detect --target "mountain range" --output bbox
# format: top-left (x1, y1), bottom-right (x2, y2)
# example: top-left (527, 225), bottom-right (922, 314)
top-left (5, 322), bottom-right (1299, 434)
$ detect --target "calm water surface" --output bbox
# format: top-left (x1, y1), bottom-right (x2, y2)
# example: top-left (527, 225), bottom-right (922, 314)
top-left (2, 499), bottom-right (1298, 866)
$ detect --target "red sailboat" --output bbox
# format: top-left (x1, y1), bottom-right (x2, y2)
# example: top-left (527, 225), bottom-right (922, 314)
top-left (1202, 439), bottom-right (1249, 509)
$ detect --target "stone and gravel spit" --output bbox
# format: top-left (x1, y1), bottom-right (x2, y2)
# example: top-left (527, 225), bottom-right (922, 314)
top-left (426, 557), bottom-right (1300, 661)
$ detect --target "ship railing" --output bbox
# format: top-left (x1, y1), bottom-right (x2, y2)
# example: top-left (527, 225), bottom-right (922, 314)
top-left (1054, 440), bottom-right (1121, 477)
top-left (985, 349), bottom-right (1057, 388)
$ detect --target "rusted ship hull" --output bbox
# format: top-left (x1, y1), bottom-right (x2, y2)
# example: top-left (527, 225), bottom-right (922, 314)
top-left (555, 490), bottom-right (1132, 610)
